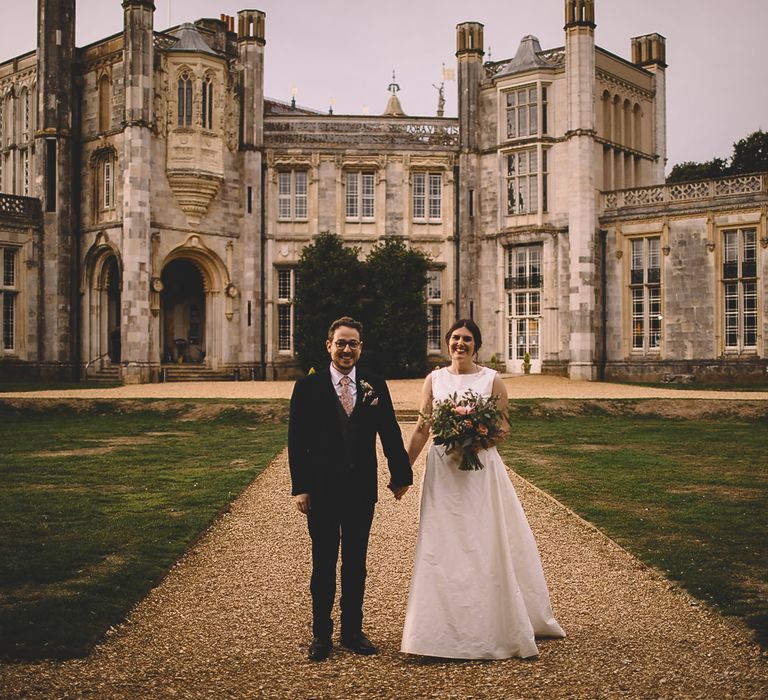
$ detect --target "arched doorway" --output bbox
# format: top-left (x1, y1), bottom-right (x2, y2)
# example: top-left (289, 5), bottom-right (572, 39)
top-left (105, 256), bottom-right (121, 362)
top-left (161, 259), bottom-right (206, 364)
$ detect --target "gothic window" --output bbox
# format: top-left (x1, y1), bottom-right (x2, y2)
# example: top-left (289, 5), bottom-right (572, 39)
top-left (629, 237), bottom-right (661, 352)
top-left (1, 247), bottom-right (17, 352)
top-left (412, 172), bottom-right (442, 222)
top-left (505, 84), bottom-right (548, 139)
top-left (177, 71), bottom-right (193, 127)
top-left (277, 268), bottom-right (298, 353)
top-left (345, 171), bottom-right (375, 221)
top-left (98, 75), bottom-right (111, 132)
top-left (506, 245), bottom-right (542, 362)
top-left (20, 87), bottom-right (30, 142)
top-left (426, 270), bottom-right (442, 352)
top-left (633, 104), bottom-right (642, 152)
top-left (93, 150), bottom-right (117, 214)
top-left (623, 100), bottom-right (632, 149)
top-left (0, 94), bottom-right (4, 146)
top-left (278, 170), bottom-right (308, 221)
top-left (201, 74), bottom-right (214, 130)
top-left (722, 228), bottom-right (758, 352)
top-left (506, 149), bottom-right (548, 215)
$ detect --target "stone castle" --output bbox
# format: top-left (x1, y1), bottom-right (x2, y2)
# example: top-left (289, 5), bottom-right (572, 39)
top-left (0, 0), bottom-right (765, 383)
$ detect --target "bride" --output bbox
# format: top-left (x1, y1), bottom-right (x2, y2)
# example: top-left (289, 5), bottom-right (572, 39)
top-left (401, 319), bottom-right (565, 659)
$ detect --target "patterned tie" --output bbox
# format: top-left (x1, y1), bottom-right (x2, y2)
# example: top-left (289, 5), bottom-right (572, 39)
top-left (339, 375), bottom-right (353, 417)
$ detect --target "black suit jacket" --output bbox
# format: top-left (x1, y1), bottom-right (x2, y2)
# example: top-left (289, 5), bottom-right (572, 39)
top-left (288, 368), bottom-right (412, 503)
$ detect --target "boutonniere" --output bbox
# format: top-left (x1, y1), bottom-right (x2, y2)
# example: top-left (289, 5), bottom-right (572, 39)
top-left (359, 379), bottom-right (379, 406)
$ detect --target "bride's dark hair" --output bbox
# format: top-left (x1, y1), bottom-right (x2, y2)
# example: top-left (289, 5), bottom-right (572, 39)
top-left (444, 318), bottom-right (482, 352)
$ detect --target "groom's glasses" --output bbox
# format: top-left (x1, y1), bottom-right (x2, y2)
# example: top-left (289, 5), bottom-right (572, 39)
top-left (333, 340), bottom-right (361, 349)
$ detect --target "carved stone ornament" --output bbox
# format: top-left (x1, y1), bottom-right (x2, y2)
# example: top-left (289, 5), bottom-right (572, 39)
top-left (166, 172), bottom-right (223, 225)
top-left (151, 277), bottom-right (164, 292)
top-left (226, 282), bottom-right (238, 298)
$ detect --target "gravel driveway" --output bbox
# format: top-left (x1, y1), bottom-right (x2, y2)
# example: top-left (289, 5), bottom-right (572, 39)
top-left (1, 377), bottom-right (767, 698)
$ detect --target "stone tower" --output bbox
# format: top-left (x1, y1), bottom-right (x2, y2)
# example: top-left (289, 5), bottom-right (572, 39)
top-left (631, 32), bottom-right (667, 183)
top-left (121, 0), bottom-right (155, 383)
top-left (35, 0), bottom-right (77, 376)
top-left (237, 10), bottom-right (265, 373)
top-left (564, 0), bottom-right (598, 380)
top-left (455, 21), bottom-right (484, 318)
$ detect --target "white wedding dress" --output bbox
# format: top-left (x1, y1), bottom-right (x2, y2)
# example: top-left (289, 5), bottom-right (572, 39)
top-left (401, 366), bottom-right (565, 659)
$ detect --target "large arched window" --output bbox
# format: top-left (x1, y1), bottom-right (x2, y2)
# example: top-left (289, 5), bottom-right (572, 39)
top-left (201, 74), bottom-right (214, 130)
top-left (177, 71), bottom-right (193, 127)
top-left (98, 75), bottom-right (111, 132)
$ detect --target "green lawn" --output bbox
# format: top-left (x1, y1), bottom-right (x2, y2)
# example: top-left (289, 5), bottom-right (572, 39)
top-left (0, 400), bottom-right (288, 661)
top-left (497, 402), bottom-right (768, 648)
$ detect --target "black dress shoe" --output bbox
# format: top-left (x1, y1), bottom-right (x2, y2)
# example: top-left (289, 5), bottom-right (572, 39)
top-left (341, 631), bottom-right (378, 655)
top-left (308, 636), bottom-right (332, 662)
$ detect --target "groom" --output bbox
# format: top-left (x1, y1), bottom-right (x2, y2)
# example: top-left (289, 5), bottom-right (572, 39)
top-left (288, 316), bottom-right (412, 661)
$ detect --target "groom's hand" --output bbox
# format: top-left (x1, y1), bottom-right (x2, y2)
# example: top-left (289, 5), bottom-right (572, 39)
top-left (294, 493), bottom-right (311, 514)
top-left (390, 485), bottom-right (409, 501)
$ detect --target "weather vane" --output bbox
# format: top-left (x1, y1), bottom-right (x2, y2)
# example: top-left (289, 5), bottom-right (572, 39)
top-left (388, 70), bottom-right (400, 95)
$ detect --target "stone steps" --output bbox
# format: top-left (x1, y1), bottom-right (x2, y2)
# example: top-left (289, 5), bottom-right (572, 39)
top-left (161, 365), bottom-right (236, 382)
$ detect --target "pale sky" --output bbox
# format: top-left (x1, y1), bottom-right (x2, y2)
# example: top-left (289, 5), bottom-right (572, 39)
top-left (2, 0), bottom-right (766, 173)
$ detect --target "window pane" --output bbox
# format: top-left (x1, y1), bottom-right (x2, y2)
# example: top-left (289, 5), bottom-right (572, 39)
top-left (429, 174), bottom-right (441, 219)
top-left (362, 173), bottom-right (375, 218)
top-left (278, 172), bottom-right (291, 219)
top-left (278, 305), bottom-right (291, 351)
top-left (3, 249), bottom-right (15, 287)
top-left (3, 293), bottom-right (14, 350)
top-left (346, 173), bottom-right (358, 218)
top-left (427, 305), bottom-right (442, 351)
top-left (412, 172), bottom-right (425, 219)
top-left (427, 270), bottom-right (441, 300)
top-left (277, 269), bottom-right (291, 300)
top-left (295, 171), bottom-right (308, 219)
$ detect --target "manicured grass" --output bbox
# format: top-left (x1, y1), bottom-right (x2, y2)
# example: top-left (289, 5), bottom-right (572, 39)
top-left (497, 402), bottom-right (768, 648)
top-left (0, 400), bottom-right (288, 661)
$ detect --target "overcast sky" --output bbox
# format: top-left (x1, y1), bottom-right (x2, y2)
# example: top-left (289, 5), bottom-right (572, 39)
top-left (2, 0), bottom-right (766, 173)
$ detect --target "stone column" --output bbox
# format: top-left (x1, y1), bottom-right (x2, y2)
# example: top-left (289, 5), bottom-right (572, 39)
top-left (238, 10), bottom-right (265, 375)
top-left (121, 0), bottom-right (155, 383)
top-left (35, 0), bottom-right (76, 377)
top-left (455, 22), bottom-right (484, 319)
top-left (564, 0), bottom-right (598, 380)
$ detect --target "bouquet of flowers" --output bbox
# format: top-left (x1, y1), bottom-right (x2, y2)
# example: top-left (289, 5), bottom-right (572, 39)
top-left (424, 389), bottom-right (505, 471)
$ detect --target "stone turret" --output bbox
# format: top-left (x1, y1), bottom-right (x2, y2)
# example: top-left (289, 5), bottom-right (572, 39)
top-left (236, 9), bottom-right (266, 374)
top-left (121, 0), bottom-right (155, 383)
top-left (564, 0), bottom-right (598, 380)
top-left (455, 22), bottom-right (484, 318)
top-left (632, 33), bottom-right (667, 182)
top-left (35, 0), bottom-right (77, 375)
top-left (238, 10), bottom-right (265, 149)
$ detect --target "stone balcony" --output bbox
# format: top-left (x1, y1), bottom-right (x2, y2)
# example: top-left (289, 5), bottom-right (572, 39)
top-left (601, 173), bottom-right (768, 217)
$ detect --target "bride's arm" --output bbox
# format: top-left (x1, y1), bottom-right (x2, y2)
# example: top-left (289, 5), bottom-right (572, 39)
top-left (491, 373), bottom-right (510, 444)
top-left (406, 374), bottom-right (433, 465)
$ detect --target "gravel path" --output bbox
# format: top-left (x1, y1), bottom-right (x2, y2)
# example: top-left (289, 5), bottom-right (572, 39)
top-left (4, 374), bottom-right (768, 406)
top-left (2, 377), bottom-right (767, 698)
top-left (2, 419), bottom-right (767, 699)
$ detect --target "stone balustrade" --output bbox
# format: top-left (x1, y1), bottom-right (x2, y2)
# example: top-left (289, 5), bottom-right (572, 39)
top-left (0, 193), bottom-right (42, 224)
top-left (602, 173), bottom-right (767, 211)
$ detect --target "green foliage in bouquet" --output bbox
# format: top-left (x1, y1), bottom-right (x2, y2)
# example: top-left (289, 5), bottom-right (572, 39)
top-left (424, 389), bottom-right (505, 470)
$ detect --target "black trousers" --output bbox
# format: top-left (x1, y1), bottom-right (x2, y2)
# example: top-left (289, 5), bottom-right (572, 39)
top-left (307, 495), bottom-right (375, 640)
